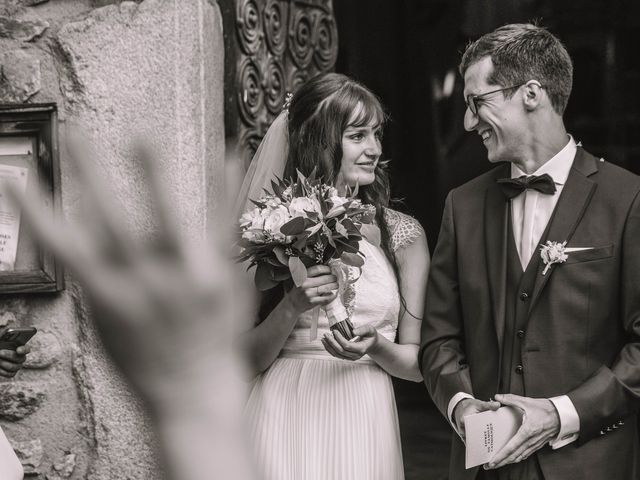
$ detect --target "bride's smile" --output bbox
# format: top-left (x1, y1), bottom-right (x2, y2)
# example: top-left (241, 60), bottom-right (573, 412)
top-left (336, 116), bottom-right (382, 190)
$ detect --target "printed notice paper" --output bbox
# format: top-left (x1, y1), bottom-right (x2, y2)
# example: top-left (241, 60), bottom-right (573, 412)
top-left (465, 406), bottom-right (522, 469)
top-left (0, 165), bottom-right (28, 271)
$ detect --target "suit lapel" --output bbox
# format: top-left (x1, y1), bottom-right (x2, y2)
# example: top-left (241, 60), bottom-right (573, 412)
top-left (485, 164), bottom-right (510, 356)
top-left (528, 148), bottom-right (599, 313)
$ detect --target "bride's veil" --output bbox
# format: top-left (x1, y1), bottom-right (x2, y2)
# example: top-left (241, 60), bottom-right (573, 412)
top-left (234, 111), bottom-right (289, 219)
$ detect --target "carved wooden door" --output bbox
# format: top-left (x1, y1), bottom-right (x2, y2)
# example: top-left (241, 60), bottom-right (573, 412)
top-left (221, 0), bottom-right (338, 167)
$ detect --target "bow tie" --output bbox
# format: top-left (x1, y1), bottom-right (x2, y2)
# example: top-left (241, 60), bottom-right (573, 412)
top-left (497, 174), bottom-right (557, 199)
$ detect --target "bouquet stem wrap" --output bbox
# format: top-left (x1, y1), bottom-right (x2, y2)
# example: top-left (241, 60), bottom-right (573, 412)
top-left (309, 259), bottom-right (356, 341)
top-left (325, 296), bottom-right (348, 326)
top-left (309, 296), bottom-right (353, 341)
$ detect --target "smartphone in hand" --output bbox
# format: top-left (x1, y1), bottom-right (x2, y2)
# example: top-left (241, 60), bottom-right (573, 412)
top-left (0, 327), bottom-right (37, 351)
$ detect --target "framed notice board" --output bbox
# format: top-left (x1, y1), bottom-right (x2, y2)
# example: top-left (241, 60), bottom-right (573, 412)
top-left (0, 103), bottom-right (63, 293)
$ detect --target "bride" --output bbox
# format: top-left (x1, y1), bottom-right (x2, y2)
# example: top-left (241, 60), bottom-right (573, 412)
top-left (239, 73), bottom-right (430, 480)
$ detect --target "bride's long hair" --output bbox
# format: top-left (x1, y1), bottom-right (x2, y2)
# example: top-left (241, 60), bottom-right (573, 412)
top-left (284, 72), bottom-right (400, 291)
top-left (258, 73), bottom-right (408, 322)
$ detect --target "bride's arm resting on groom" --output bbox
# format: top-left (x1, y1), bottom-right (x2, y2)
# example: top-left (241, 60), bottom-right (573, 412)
top-left (322, 226), bottom-right (429, 382)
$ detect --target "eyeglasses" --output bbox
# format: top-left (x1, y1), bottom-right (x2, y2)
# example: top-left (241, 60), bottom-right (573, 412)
top-left (465, 83), bottom-right (527, 115)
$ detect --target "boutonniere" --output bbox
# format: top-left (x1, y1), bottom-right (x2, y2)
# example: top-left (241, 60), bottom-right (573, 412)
top-left (540, 240), bottom-right (568, 275)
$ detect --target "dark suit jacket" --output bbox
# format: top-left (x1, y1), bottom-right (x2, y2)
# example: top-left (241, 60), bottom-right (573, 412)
top-left (419, 148), bottom-right (640, 480)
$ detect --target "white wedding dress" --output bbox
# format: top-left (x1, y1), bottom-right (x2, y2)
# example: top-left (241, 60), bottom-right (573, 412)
top-left (245, 209), bottom-right (422, 480)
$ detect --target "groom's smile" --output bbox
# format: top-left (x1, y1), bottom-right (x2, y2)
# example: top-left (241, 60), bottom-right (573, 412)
top-left (463, 56), bottom-right (530, 165)
top-left (479, 128), bottom-right (492, 143)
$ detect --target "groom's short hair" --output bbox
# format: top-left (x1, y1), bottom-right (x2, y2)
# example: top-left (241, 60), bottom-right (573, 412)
top-left (459, 23), bottom-right (573, 115)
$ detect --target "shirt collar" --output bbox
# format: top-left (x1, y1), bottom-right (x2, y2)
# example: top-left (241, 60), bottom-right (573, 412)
top-left (511, 135), bottom-right (577, 186)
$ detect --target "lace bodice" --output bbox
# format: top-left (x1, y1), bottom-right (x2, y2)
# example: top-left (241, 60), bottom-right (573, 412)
top-left (280, 209), bottom-right (424, 362)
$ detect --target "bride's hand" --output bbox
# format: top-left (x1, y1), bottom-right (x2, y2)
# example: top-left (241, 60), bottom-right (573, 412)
top-left (321, 325), bottom-right (379, 361)
top-left (285, 265), bottom-right (339, 313)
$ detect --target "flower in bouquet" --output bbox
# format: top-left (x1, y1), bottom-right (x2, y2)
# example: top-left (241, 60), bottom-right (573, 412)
top-left (288, 196), bottom-right (322, 219)
top-left (240, 203), bottom-right (291, 243)
top-left (237, 170), bottom-right (380, 339)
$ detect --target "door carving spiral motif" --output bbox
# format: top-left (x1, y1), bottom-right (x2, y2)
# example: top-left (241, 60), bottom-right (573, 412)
top-left (222, 0), bottom-right (338, 168)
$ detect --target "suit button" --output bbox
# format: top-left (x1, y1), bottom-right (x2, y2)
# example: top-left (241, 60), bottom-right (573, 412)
top-left (600, 430), bottom-right (606, 435)
top-left (519, 292), bottom-right (529, 301)
top-left (517, 330), bottom-right (525, 339)
top-left (618, 420), bottom-right (625, 426)
top-left (606, 427), bottom-right (613, 432)
top-left (515, 365), bottom-right (524, 374)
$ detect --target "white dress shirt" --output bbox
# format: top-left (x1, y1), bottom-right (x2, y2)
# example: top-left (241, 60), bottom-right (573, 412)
top-left (448, 136), bottom-right (581, 449)
top-left (511, 136), bottom-right (575, 270)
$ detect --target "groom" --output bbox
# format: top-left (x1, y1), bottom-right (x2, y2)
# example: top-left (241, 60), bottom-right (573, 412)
top-left (419, 23), bottom-right (640, 479)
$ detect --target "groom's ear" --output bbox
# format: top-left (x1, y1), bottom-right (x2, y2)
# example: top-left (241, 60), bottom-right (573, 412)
top-left (522, 81), bottom-right (544, 112)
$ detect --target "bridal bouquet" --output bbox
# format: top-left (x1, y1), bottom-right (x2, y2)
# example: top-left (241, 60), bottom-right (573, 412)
top-left (237, 170), bottom-right (379, 340)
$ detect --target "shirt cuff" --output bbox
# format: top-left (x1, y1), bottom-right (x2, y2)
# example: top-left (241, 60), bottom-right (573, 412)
top-left (447, 392), bottom-right (475, 440)
top-left (548, 395), bottom-right (580, 449)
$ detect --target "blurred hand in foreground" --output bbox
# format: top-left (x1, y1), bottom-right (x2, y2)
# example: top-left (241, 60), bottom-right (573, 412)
top-left (7, 137), bottom-right (255, 480)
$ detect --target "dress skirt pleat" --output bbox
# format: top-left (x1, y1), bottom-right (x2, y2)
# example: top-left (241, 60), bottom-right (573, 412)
top-left (246, 356), bottom-right (404, 480)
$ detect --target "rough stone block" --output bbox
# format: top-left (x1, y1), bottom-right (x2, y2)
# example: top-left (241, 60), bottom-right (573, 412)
top-left (0, 13), bottom-right (48, 42)
top-left (24, 331), bottom-right (61, 370)
top-left (0, 382), bottom-right (46, 421)
top-left (19, 0), bottom-right (50, 6)
top-left (13, 438), bottom-right (43, 476)
top-left (0, 311), bottom-right (17, 327)
top-left (0, 49), bottom-right (41, 102)
top-left (47, 453), bottom-right (76, 479)
top-left (56, 0), bottom-right (225, 238)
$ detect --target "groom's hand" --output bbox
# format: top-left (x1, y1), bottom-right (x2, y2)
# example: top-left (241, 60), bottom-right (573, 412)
top-left (486, 394), bottom-right (560, 470)
top-left (453, 398), bottom-right (501, 441)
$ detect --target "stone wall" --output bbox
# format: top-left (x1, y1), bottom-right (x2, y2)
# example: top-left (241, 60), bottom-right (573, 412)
top-left (0, 0), bottom-right (225, 478)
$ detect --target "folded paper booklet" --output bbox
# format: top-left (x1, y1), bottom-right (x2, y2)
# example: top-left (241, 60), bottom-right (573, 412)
top-left (465, 406), bottom-right (522, 469)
